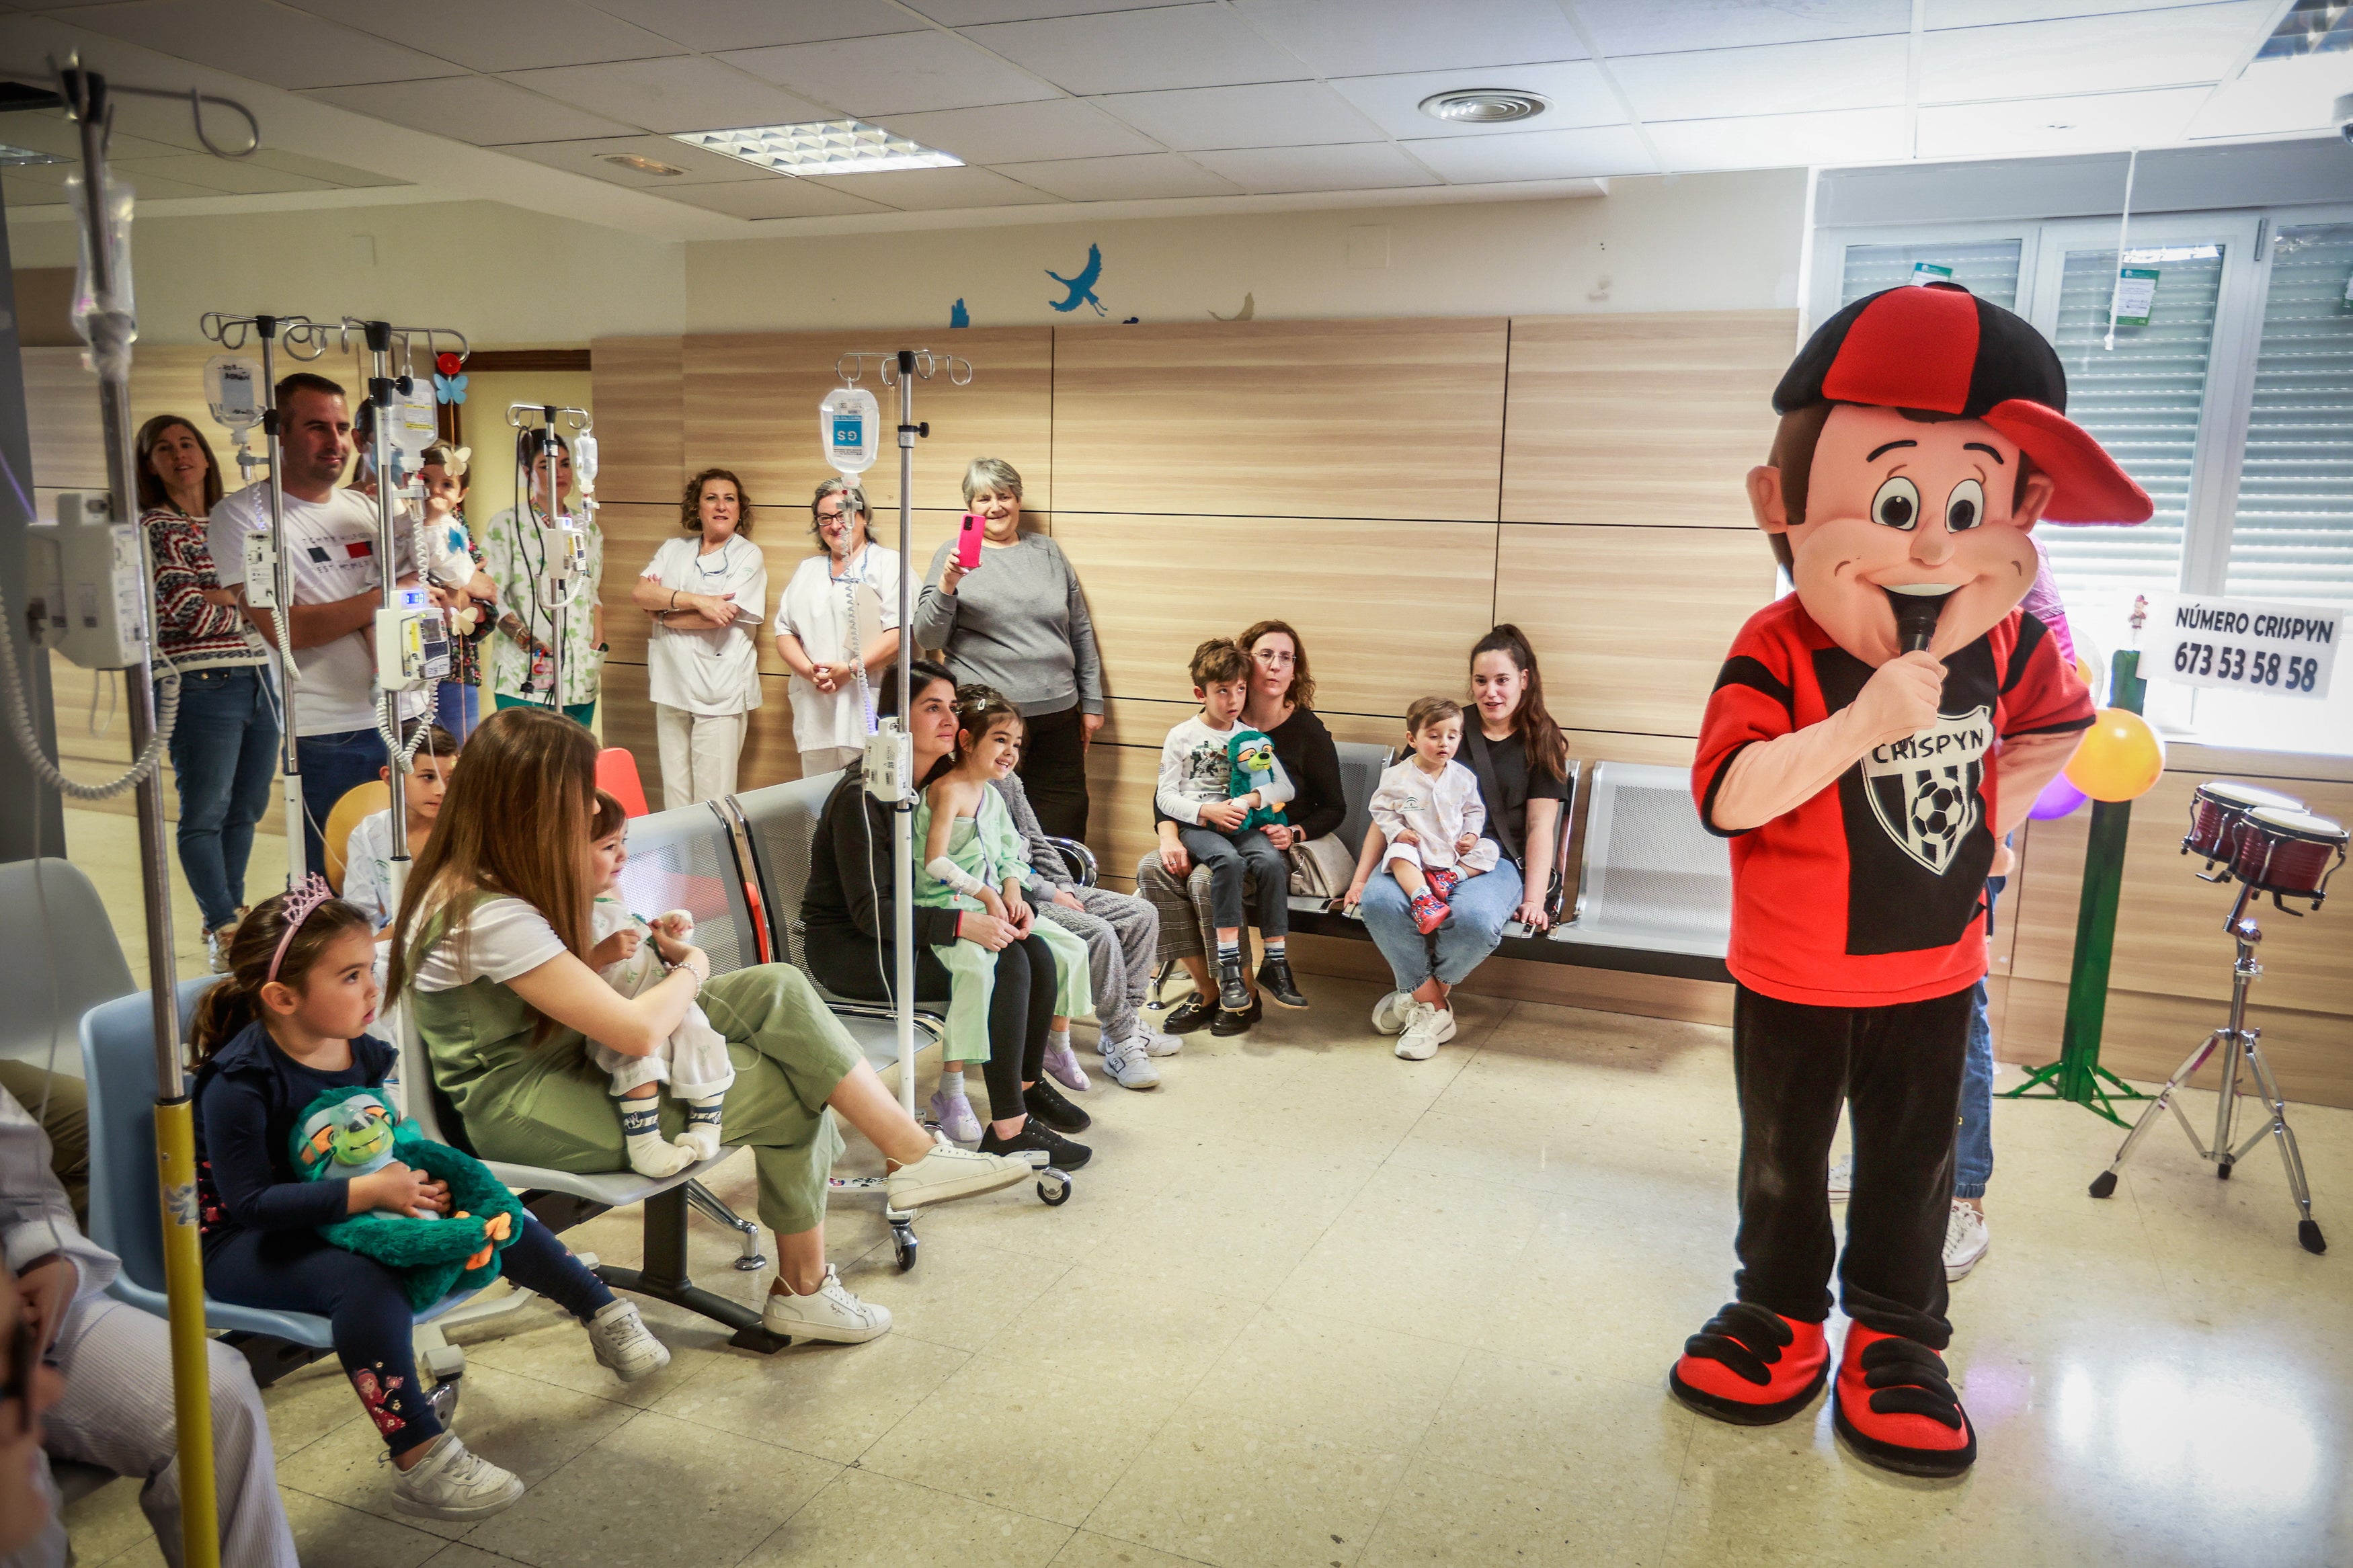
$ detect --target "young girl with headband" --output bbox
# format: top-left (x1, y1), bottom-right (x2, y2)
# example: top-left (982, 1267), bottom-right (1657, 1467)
top-left (189, 880), bottom-right (668, 1522)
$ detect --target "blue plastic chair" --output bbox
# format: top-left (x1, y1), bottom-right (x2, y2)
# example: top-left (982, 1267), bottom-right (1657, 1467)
top-left (80, 981), bottom-right (477, 1349)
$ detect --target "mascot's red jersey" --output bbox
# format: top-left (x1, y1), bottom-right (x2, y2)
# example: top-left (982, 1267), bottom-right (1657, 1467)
top-left (1697, 596), bottom-right (2092, 1007)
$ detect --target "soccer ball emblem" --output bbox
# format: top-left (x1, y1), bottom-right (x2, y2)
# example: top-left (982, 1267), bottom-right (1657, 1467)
top-left (1907, 770), bottom-right (1969, 862)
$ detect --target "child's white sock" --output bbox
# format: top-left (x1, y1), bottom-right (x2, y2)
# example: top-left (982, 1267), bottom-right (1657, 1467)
top-left (621, 1098), bottom-right (692, 1178)
top-left (1047, 1026), bottom-right (1071, 1054)
top-left (1215, 938), bottom-right (1240, 962)
top-left (680, 1094), bottom-right (725, 1163)
top-left (939, 1067), bottom-right (967, 1100)
top-left (1263, 936), bottom-right (1285, 958)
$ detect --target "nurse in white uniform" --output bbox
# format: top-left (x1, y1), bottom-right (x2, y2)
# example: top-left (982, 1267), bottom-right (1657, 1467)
top-left (632, 467), bottom-right (767, 807)
top-left (774, 478), bottom-right (902, 779)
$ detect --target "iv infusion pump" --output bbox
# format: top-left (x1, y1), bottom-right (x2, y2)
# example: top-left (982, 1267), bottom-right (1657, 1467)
top-left (30, 492), bottom-right (147, 670)
top-left (374, 583), bottom-right (452, 691)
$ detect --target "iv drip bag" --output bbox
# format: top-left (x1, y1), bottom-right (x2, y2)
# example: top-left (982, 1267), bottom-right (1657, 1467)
top-left (820, 386), bottom-right (881, 475)
top-left (204, 354), bottom-right (264, 434)
top-left (387, 378), bottom-right (440, 457)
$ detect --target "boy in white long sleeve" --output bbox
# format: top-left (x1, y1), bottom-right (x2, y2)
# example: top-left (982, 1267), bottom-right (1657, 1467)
top-left (2, 1082), bottom-right (298, 1568)
top-left (1154, 638), bottom-right (1308, 1016)
top-left (1370, 697), bottom-right (1499, 935)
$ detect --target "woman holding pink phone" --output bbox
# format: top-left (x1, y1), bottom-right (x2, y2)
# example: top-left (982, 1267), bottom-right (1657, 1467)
top-left (913, 458), bottom-right (1104, 841)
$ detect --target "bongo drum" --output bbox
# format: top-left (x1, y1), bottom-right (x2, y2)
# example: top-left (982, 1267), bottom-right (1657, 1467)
top-left (2183, 780), bottom-right (2306, 870)
top-left (2231, 807), bottom-right (2348, 907)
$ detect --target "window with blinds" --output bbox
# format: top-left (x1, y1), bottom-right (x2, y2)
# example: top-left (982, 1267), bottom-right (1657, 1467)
top-left (1837, 239), bottom-right (2022, 309)
top-left (2036, 242), bottom-right (2226, 602)
top-left (2227, 223), bottom-right (2353, 607)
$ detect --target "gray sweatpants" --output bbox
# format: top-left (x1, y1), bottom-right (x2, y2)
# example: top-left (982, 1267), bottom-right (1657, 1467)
top-left (1036, 884), bottom-right (1158, 1045)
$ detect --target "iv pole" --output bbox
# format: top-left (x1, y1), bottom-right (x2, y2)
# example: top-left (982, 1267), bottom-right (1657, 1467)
top-left (59, 63), bottom-right (221, 1568)
top-left (197, 310), bottom-right (335, 882)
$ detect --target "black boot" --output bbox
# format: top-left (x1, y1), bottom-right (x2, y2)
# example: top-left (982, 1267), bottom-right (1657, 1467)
top-left (980, 1116), bottom-right (1092, 1170)
top-left (1257, 954), bottom-right (1308, 1009)
top-left (1023, 1077), bottom-right (1092, 1133)
top-left (1215, 950), bottom-right (1250, 1010)
top-left (1210, 995), bottom-right (1263, 1038)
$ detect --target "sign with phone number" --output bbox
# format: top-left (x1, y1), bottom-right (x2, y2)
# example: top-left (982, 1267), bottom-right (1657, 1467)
top-left (2149, 595), bottom-right (2340, 701)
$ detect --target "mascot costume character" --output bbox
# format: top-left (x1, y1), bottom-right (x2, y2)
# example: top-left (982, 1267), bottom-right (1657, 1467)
top-left (1666, 282), bottom-right (2151, 1477)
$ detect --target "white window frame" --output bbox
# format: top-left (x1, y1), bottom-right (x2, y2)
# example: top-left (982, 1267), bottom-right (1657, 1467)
top-left (1803, 220), bottom-right (2045, 333)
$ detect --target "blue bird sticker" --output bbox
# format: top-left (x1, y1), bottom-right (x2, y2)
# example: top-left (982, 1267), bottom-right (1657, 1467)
top-left (1046, 244), bottom-right (1107, 317)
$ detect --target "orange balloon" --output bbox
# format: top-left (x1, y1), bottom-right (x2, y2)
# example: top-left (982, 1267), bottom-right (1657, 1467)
top-left (2075, 656), bottom-right (2096, 690)
top-left (2063, 707), bottom-right (2165, 802)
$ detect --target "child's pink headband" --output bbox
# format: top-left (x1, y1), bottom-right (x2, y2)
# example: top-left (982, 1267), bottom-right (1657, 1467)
top-left (268, 874), bottom-right (334, 985)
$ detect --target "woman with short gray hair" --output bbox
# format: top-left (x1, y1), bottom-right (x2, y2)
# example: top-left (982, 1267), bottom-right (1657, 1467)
top-left (776, 477), bottom-right (903, 778)
top-left (913, 457), bottom-right (1104, 839)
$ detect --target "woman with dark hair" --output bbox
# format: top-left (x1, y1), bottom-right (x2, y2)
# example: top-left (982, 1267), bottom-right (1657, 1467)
top-left (138, 413), bottom-right (278, 971)
top-left (1347, 624), bottom-right (1569, 1061)
top-left (1137, 618), bottom-right (1347, 1037)
top-left (390, 706), bottom-right (1030, 1348)
top-left (481, 431), bottom-right (602, 727)
top-left (631, 467), bottom-right (766, 806)
top-left (775, 477), bottom-right (901, 778)
top-left (799, 659), bottom-right (1092, 1170)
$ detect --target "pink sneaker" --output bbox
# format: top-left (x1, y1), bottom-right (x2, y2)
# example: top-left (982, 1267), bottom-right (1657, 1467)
top-left (1409, 889), bottom-right (1450, 935)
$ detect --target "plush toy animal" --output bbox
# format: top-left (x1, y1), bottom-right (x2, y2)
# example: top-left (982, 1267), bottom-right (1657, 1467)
top-left (1227, 728), bottom-right (1286, 832)
top-left (290, 1087), bottom-right (526, 1311)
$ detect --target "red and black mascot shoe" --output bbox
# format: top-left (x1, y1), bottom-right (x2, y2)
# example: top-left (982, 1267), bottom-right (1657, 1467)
top-left (1668, 1302), bottom-right (1829, 1426)
top-left (1831, 1325), bottom-right (1977, 1478)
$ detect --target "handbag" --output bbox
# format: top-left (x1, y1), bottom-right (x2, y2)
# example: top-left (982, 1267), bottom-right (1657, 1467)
top-left (1287, 833), bottom-right (1359, 899)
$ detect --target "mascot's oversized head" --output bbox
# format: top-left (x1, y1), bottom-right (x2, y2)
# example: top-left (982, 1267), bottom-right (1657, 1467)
top-left (1750, 282), bottom-right (2152, 667)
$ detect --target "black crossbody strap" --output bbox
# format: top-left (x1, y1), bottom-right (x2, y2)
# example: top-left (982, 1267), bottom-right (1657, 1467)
top-left (1462, 727), bottom-right (1525, 868)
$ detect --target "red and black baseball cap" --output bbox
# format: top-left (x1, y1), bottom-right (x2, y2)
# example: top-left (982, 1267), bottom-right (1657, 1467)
top-left (1774, 281), bottom-right (2152, 526)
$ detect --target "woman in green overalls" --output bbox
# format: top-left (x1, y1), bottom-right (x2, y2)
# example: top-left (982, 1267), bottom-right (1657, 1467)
top-left (386, 707), bottom-right (1029, 1345)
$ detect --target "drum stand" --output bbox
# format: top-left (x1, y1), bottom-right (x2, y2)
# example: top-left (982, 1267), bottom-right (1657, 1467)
top-left (2087, 878), bottom-right (2325, 1255)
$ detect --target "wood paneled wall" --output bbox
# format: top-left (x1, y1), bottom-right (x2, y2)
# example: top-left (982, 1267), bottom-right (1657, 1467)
top-left (575, 314), bottom-right (2345, 1110)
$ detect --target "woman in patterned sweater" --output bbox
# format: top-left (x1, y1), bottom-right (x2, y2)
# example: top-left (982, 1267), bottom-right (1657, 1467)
top-left (138, 413), bottom-right (280, 971)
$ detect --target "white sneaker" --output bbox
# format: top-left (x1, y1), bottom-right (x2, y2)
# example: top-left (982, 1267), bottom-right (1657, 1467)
top-left (204, 922), bottom-right (239, 975)
top-left (1143, 1027), bottom-right (1184, 1057)
top-left (1099, 1035), bottom-right (1162, 1090)
top-left (1371, 991), bottom-right (1411, 1036)
top-left (929, 1089), bottom-right (982, 1144)
top-left (762, 1266), bottom-right (891, 1344)
top-left (586, 1299), bottom-right (670, 1383)
top-left (1827, 1155), bottom-right (1853, 1203)
top-left (1394, 1000), bottom-right (1456, 1061)
top-left (1944, 1202), bottom-right (1989, 1281)
top-left (388, 1434), bottom-right (524, 1521)
top-left (885, 1135), bottom-right (1030, 1209)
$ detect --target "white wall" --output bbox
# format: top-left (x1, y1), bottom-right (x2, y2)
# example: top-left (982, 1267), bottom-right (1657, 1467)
top-left (684, 171), bottom-right (1807, 333)
top-left (6, 199), bottom-right (686, 346)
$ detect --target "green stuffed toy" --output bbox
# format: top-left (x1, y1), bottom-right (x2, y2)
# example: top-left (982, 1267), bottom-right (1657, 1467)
top-left (290, 1088), bottom-right (527, 1313)
top-left (1227, 728), bottom-right (1287, 832)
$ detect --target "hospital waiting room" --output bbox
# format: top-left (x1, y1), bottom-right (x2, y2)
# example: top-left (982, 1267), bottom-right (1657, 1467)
top-left (0, 1), bottom-right (2349, 1565)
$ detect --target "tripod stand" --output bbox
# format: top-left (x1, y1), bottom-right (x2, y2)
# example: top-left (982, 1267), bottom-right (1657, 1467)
top-left (2087, 877), bottom-right (2325, 1255)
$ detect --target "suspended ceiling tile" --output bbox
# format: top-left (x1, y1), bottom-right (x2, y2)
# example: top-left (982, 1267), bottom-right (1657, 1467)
top-left (65, 0), bottom-right (458, 89)
top-left (307, 75), bottom-right (639, 144)
top-left (26, 167), bottom-right (223, 200)
top-left (651, 175), bottom-right (893, 218)
top-left (1187, 140), bottom-right (1443, 193)
top-left (488, 132), bottom-right (784, 185)
top-left (1400, 123), bottom-right (1657, 181)
top-left (2188, 54), bottom-right (2352, 139)
top-left (1329, 60), bottom-right (1622, 140)
top-left (109, 153), bottom-right (340, 193)
top-left (1920, 1), bottom-right (2273, 103)
top-left (1609, 36), bottom-right (1910, 120)
top-left (0, 114), bottom-right (188, 163)
top-left (243, 147), bottom-right (410, 185)
top-left (801, 163), bottom-right (1060, 208)
top-left (1232, 0), bottom-right (1587, 76)
top-left (989, 150), bottom-right (1240, 200)
top-left (1646, 105), bottom-right (1911, 171)
top-left (1088, 81), bottom-right (1382, 151)
top-left (1914, 86), bottom-right (2213, 158)
top-left (290, 0), bottom-right (684, 72)
top-left (502, 56), bottom-right (834, 135)
top-left (1923, 0), bottom-right (2204, 23)
top-left (874, 98), bottom-right (1159, 164)
top-left (575, 0), bottom-right (921, 50)
top-left (1577, 0), bottom-right (1909, 54)
top-left (959, 3), bottom-right (1304, 95)
top-left (901, 0), bottom-right (1174, 23)
top-left (718, 31), bottom-right (1058, 117)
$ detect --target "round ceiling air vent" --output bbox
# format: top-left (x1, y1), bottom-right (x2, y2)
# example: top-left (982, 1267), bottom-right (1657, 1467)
top-left (601, 153), bottom-right (688, 176)
top-left (1418, 90), bottom-right (1550, 125)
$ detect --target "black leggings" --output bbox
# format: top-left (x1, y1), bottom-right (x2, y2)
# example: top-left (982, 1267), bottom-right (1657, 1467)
top-left (805, 926), bottom-right (1055, 1118)
top-left (1015, 702), bottom-right (1088, 841)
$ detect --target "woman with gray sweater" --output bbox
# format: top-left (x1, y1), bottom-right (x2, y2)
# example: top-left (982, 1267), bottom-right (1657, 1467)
top-left (914, 457), bottom-right (1105, 839)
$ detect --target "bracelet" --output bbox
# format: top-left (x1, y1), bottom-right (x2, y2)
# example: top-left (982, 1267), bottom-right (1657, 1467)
top-left (669, 589), bottom-right (680, 610)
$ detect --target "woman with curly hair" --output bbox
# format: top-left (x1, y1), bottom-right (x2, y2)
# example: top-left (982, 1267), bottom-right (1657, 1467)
top-left (631, 466), bottom-right (767, 806)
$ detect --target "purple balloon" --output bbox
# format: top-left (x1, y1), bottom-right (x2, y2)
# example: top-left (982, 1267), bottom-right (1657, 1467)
top-left (2030, 774), bottom-right (2088, 821)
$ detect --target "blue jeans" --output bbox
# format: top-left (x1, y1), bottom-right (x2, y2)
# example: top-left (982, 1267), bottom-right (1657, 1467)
top-left (163, 667), bottom-right (280, 930)
top-left (295, 729), bottom-right (390, 878)
top-left (1359, 858), bottom-right (1524, 995)
top-left (433, 679), bottom-right (478, 743)
top-left (1954, 876), bottom-right (2005, 1201)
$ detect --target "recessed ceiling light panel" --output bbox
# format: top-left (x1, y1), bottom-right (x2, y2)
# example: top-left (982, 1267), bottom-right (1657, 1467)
top-left (0, 143), bottom-right (67, 167)
top-left (1418, 90), bottom-right (1550, 125)
top-left (601, 153), bottom-right (688, 177)
top-left (670, 120), bottom-right (963, 178)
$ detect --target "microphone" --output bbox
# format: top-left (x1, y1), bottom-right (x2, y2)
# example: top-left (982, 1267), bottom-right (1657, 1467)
top-left (1888, 587), bottom-right (1949, 655)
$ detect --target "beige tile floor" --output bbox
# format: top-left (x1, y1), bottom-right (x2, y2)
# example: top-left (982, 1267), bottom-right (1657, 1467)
top-left (50, 813), bottom-right (2353, 1567)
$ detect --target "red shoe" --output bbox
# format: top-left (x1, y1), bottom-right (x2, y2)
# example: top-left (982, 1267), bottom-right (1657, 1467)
top-left (1426, 867), bottom-right (1462, 900)
top-left (1668, 1302), bottom-right (1829, 1426)
top-left (1408, 890), bottom-right (1450, 934)
top-left (1831, 1325), bottom-right (1977, 1477)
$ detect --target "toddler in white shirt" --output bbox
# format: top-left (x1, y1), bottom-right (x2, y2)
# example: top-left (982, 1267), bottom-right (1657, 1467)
top-left (1369, 696), bottom-right (1499, 935)
top-left (586, 793), bottom-right (736, 1178)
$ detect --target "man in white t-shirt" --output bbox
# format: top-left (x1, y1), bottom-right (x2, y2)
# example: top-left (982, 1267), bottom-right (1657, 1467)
top-left (210, 372), bottom-right (463, 874)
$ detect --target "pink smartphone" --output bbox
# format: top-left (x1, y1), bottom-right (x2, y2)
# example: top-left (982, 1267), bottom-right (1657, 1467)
top-left (956, 512), bottom-right (984, 571)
